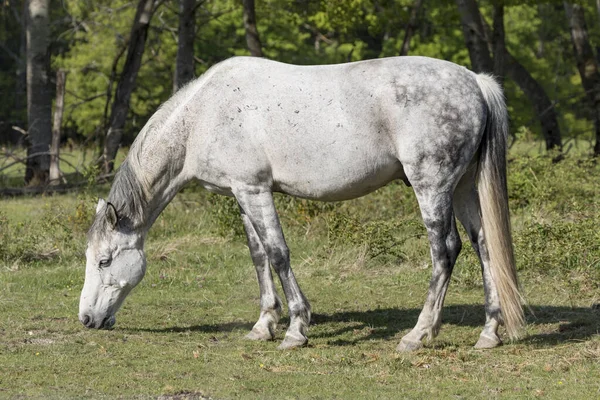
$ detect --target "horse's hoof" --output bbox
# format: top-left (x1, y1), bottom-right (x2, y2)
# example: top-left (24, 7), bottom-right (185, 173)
top-left (474, 333), bottom-right (502, 349)
top-left (244, 328), bottom-right (274, 341)
top-left (277, 334), bottom-right (307, 350)
top-left (396, 338), bottom-right (423, 352)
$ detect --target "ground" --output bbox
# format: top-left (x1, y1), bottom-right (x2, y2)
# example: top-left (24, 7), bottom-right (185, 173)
top-left (0, 142), bottom-right (599, 399)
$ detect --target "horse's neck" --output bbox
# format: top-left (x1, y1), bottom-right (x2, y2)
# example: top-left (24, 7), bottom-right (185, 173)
top-left (111, 79), bottom-right (210, 233)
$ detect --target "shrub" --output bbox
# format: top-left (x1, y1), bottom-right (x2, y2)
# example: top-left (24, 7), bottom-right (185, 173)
top-left (206, 193), bottom-right (245, 238)
top-left (327, 211), bottom-right (425, 260)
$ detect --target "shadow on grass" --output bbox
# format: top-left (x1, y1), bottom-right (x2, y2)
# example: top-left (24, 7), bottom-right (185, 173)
top-left (311, 304), bottom-right (599, 347)
top-left (123, 321), bottom-right (254, 334)
top-left (122, 304), bottom-right (599, 348)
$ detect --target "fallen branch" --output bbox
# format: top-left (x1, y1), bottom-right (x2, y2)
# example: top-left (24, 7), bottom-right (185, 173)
top-left (0, 151), bottom-right (79, 174)
top-left (0, 173), bottom-right (115, 197)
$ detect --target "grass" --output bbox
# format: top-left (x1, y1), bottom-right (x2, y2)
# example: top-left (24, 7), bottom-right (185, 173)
top-left (1, 143), bottom-right (599, 399)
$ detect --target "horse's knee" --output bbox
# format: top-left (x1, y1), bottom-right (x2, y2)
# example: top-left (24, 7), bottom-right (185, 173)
top-left (429, 228), bottom-right (461, 272)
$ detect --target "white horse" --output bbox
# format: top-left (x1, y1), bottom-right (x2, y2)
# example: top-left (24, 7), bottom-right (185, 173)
top-left (79, 56), bottom-right (524, 351)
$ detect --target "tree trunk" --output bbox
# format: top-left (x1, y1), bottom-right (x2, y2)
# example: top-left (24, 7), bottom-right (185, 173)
top-left (25, 0), bottom-right (52, 186)
top-left (564, 2), bottom-right (600, 156)
top-left (49, 69), bottom-right (66, 185)
top-left (473, 2), bottom-right (563, 151)
top-left (504, 53), bottom-right (563, 151)
top-left (173, 0), bottom-right (196, 92)
top-left (399, 0), bottom-right (423, 56)
top-left (536, 4), bottom-right (551, 59)
top-left (455, 0), bottom-right (493, 73)
top-left (242, 0), bottom-right (263, 57)
top-left (15, 0), bottom-right (27, 123)
top-left (102, 43), bottom-right (128, 135)
top-left (492, 2), bottom-right (505, 86)
top-left (101, 0), bottom-right (154, 173)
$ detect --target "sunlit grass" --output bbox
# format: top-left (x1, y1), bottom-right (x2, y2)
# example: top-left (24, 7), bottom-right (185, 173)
top-left (1, 142), bottom-right (599, 398)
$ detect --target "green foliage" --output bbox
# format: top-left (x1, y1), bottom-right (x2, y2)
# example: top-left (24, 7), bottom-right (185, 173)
top-left (54, 0), bottom-right (178, 141)
top-left (515, 219), bottom-right (600, 285)
top-left (508, 153), bottom-right (599, 212)
top-left (0, 160), bottom-right (103, 265)
top-left (506, 153), bottom-right (600, 292)
top-left (0, 204), bottom-right (78, 265)
top-left (0, 211), bottom-right (43, 264)
top-left (273, 195), bottom-right (339, 224)
top-left (70, 164), bottom-right (103, 231)
top-left (1, 0), bottom-right (594, 149)
top-left (206, 192), bottom-right (244, 238)
top-left (327, 211), bottom-right (424, 260)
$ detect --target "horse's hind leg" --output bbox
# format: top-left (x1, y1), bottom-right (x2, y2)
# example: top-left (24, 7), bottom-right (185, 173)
top-left (240, 207), bottom-right (283, 341)
top-left (453, 172), bottom-right (502, 349)
top-left (234, 187), bottom-right (311, 349)
top-left (398, 188), bottom-right (462, 352)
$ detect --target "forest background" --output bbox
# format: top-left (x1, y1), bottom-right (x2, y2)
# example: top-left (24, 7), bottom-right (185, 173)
top-left (2, 0), bottom-right (600, 186)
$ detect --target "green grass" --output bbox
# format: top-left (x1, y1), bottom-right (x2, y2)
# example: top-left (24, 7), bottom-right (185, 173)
top-left (1, 144), bottom-right (599, 399)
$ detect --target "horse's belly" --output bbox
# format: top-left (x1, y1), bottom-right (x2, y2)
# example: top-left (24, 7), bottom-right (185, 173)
top-left (272, 159), bottom-right (405, 201)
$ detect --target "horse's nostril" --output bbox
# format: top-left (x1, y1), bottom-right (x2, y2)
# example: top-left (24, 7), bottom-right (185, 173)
top-left (81, 314), bottom-right (92, 328)
top-left (101, 315), bottom-right (115, 329)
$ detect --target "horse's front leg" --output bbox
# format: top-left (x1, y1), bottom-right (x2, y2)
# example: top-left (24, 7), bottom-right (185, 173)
top-left (234, 187), bottom-right (311, 349)
top-left (398, 190), bottom-right (462, 351)
top-left (240, 207), bottom-right (283, 341)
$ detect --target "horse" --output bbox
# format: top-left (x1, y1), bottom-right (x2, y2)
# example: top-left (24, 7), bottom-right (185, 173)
top-left (79, 56), bottom-right (524, 351)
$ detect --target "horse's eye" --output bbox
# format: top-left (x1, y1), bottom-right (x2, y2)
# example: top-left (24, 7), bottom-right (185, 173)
top-left (99, 258), bottom-right (111, 268)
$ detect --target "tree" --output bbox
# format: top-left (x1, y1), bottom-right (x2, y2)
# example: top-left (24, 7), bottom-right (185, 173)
top-left (242, 0), bottom-right (263, 57)
top-left (173, 0), bottom-right (197, 92)
top-left (456, 0), bottom-right (562, 151)
top-left (399, 0), bottom-right (424, 56)
top-left (25, 0), bottom-right (52, 185)
top-left (49, 69), bottom-right (66, 185)
top-left (564, 2), bottom-right (600, 156)
top-left (0, 0), bottom-right (27, 134)
top-left (100, 0), bottom-right (155, 173)
top-left (492, 2), bottom-right (505, 85)
top-left (5, 0), bottom-right (590, 160)
top-left (455, 0), bottom-right (493, 73)
top-left (504, 53), bottom-right (563, 151)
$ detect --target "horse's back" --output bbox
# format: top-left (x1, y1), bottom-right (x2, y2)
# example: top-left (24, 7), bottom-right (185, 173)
top-left (188, 57), bottom-right (486, 199)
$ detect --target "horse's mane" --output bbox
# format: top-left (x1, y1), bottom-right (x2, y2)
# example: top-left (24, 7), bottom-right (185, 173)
top-left (106, 160), bottom-right (148, 230)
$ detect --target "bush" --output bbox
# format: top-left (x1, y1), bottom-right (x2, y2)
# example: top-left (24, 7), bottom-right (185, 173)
top-left (508, 155), bottom-right (599, 212)
top-left (327, 211), bottom-right (425, 260)
top-left (0, 204), bottom-right (81, 265)
top-left (206, 193), bottom-right (245, 238)
top-left (515, 219), bottom-right (600, 280)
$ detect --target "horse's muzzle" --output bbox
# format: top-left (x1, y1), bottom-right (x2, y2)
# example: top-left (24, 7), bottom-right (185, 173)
top-left (80, 314), bottom-right (115, 329)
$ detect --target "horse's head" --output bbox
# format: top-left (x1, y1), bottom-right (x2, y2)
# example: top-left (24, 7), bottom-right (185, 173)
top-left (79, 199), bottom-right (146, 329)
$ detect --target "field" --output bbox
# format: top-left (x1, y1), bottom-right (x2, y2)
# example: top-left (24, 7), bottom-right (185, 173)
top-left (1, 143), bottom-right (599, 399)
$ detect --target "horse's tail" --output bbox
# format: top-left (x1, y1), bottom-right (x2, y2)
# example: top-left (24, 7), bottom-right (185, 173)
top-left (474, 74), bottom-right (524, 340)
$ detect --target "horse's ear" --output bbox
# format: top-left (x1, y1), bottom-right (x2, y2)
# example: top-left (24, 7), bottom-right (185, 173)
top-left (96, 198), bottom-right (107, 214)
top-left (105, 202), bottom-right (119, 228)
